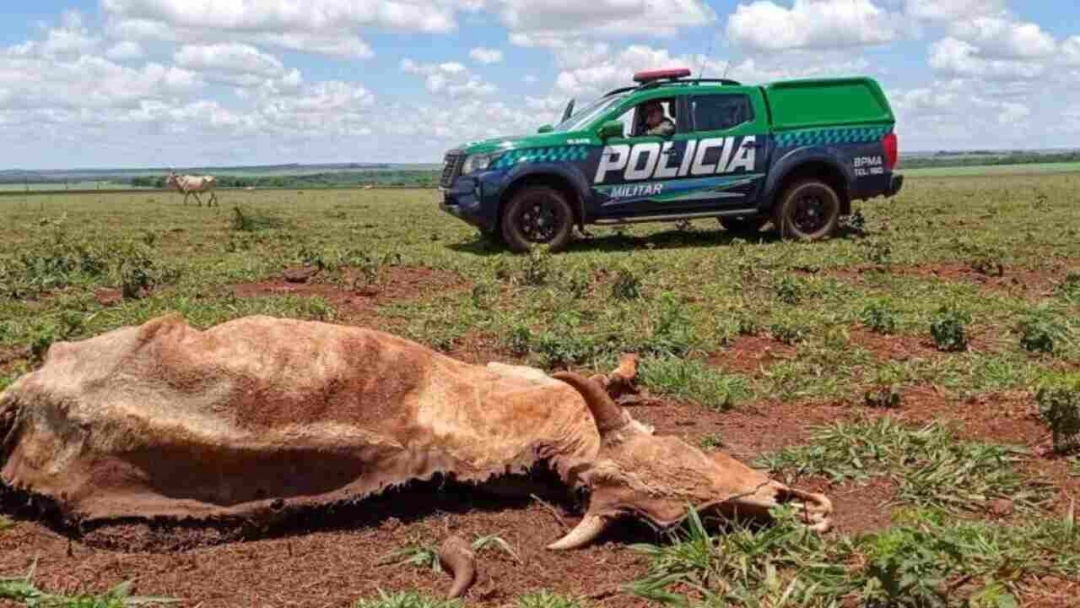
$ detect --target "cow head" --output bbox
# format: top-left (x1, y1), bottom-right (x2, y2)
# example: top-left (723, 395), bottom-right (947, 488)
top-left (546, 372), bottom-right (832, 550)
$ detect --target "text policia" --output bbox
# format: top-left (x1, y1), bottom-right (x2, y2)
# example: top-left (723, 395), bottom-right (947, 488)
top-left (594, 136), bottom-right (757, 184)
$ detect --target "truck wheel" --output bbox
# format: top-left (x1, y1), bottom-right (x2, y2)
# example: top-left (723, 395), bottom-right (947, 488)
top-left (719, 216), bottom-right (769, 235)
top-left (774, 180), bottom-right (841, 241)
top-left (501, 187), bottom-right (574, 253)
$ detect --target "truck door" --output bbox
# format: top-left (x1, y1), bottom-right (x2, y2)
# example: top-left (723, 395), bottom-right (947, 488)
top-left (677, 89), bottom-right (771, 210)
top-left (590, 96), bottom-right (696, 218)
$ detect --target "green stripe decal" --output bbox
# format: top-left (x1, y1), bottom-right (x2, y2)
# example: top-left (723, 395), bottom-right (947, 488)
top-left (491, 146), bottom-right (591, 169)
top-left (774, 126), bottom-right (891, 148)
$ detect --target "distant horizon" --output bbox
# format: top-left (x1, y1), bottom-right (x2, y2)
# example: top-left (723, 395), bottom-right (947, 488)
top-left (5, 146), bottom-right (1080, 175)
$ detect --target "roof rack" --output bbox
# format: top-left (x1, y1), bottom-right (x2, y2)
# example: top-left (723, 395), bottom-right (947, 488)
top-left (600, 77), bottom-right (743, 98)
top-left (641, 77), bottom-right (742, 90)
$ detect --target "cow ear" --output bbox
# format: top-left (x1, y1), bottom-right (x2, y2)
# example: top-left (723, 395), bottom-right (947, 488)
top-left (553, 372), bottom-right (627, 435)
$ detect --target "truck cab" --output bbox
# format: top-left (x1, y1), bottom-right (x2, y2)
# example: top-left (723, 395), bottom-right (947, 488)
top-left (440, 69), bottom-right (903, 252)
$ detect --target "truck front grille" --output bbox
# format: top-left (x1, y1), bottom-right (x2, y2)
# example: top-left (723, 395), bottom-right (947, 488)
top-left (440, 152), bottom-right (465, 188)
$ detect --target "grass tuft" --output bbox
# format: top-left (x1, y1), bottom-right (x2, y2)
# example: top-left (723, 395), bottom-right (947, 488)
top-left (757, 417), bottom-right (1052, 513)
top-left (631, 506), bottom-right (1080, 607)
top-left (515, 591), bottom-right (588, 608)
top-left (0, 565), bottom-right (176, 607)
top-left (353, 591), bottom-right (462, 608)
top-left (930, 306), bottom-right (972, 352)
top-left (640, 357), bottom-right (748, 411)
top-left (1036, 373), bottom-right (1080, 454)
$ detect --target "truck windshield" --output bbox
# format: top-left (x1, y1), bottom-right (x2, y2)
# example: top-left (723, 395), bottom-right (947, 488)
top-left (551, 93), bottom-right (627, 132)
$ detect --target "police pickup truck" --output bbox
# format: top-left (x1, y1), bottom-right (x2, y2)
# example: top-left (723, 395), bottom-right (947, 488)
top-left (439, 68), bottom-right (903, 252)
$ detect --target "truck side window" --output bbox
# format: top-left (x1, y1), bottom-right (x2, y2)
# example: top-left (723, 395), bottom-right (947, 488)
top-left (691, 95), bottom-right (752, 132)
top-left (613, 98), bottom-right (676, 138)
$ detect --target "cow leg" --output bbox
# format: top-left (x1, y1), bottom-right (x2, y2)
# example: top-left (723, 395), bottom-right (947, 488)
top-left (209, 192), bottom-right (218, 207)
top-left (193, 193), bottom-right (203, 207)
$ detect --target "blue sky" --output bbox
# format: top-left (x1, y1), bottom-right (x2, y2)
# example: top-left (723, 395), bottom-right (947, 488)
top-left (1, 0), bottom-right (1078, 169)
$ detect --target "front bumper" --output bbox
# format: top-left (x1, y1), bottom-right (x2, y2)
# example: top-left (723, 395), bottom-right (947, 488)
top-left (439, 177), bottom-right (495, 232)
top-left (885, 173), bottom-right (904, 198)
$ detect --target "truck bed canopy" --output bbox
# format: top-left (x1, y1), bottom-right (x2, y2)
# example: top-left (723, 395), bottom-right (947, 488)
top-left (764, 77), bottom-right (895, 131)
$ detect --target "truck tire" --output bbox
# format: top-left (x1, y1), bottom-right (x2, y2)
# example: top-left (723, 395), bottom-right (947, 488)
top-left (773, 180), bottom-right (841, 241)
top-left (501, 187), bottom-right (574, 253)
top-left (719, 215), bottom-right (770, 235)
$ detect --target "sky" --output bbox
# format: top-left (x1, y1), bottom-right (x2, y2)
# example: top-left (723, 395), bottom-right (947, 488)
top-left (1, 0), bottom-right (1078, 169)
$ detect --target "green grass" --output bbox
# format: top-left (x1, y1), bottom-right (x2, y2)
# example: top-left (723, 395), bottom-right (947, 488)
top-left (1, 175), bottom-right (1077, 402)
top-left (756, 417), bottom-right (1053, 512)
top-left (353, 592), bottom-right (463, 608)
top-left (0, 568), bottom-right (176, 607)
top-left (629, 505), bottom-right (1080, 607)
top-left (904, 162), bottom-right (1080, 177)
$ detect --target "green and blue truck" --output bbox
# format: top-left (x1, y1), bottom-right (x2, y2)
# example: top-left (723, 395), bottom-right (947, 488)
top-left (439, 68), bottom-right (902, 251)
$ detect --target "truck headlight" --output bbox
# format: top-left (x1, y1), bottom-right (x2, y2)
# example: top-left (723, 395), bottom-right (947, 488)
top-left (461, 153), bottom-right (500, 174)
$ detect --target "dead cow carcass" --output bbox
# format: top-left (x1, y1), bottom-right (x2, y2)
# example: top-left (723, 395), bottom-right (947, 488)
top-left (0, 315), bottom-right (831, 549)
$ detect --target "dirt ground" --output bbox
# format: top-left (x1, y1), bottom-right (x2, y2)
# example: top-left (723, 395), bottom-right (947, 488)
top-left (232, 264), bottom-right (469, 328)
top-left (2, 384), bottom-right (1073, 607)
top-left (827, 262), bottom-right (1067, 300)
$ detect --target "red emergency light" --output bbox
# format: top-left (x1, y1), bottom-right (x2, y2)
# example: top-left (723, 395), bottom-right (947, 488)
top-left (633, 68), bottom-right (692, 84)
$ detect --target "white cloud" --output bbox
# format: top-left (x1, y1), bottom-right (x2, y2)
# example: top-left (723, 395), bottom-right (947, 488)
top-left (551, 44), bottom-right (872, 98)
top-left (891, 83), bottom-right (1035, 150)
top-left (948, 16), bottom-right (1056, 59)
top-left (105, 41), bottom-right (144, 61)
top-left (928, 37), bottom-right (1040, 79)
top-left (10, 10), bottom-right (100, 58)
top-left (1065, 37), bottom-right (1080, 65)
top-left (726, 0), bottom-right (900, 52)
top-left (103, 0), bottom-right (461, 34)
top-left (101, 0), bottom-right (475, 58)
top-left (469, 47), bottom-right (503, 64)
top-left (498, 0), bottom-right (714, 42)
top-left (0, 53), bottom-right (203, 111)
top-left (175, 43), bottom-right (285, 77)
top-left (401, 58), bottom-right (496, 97)
top-left (904, 0), bottom-right (1005, 22)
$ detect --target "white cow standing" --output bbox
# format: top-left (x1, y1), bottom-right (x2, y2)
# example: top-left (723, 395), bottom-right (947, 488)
top-left (165, 172), bottom-right (219, 207)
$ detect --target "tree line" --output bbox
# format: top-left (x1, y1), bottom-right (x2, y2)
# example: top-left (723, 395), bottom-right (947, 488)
top-left (131, 170), bottom-right (440, 189)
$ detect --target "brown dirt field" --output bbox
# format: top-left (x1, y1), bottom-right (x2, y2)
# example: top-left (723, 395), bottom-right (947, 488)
top-left (847, 327), bottom-right (939, 361)
top-left (708, 335), bottom-right (797, 375)
top-left (829, 262), bottom-right (1065, 299)
top-left (445, 331), bottom-right (513, 366)
top-left (232, 265), bottom-right (469, 327)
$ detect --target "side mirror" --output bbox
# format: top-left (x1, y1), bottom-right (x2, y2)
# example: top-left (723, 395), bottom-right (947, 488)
top-left (598, 120), bottom-right (624, 140)
top-left (537, 124), bottom-right (554, 133)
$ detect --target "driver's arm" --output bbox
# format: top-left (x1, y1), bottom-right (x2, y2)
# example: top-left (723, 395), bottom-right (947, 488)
top-left (647, 120), bottom-right (675, 137)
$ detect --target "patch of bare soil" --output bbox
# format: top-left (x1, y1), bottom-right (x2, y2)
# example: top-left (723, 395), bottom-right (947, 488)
top-left (892, 387), bottom-right (1047, 447)
top-left (830, 263), bottom-right (1063, 299)
top-left (847, 327), bottom-right (938, 361)
top-left (232, 265), bottom-right (469, 326)
top-left (92, 287), bottom-right (123, 307)
top-left (708, 336), bottom-right (797, 375)
top-left (445, 331), bottom-right (515, 366)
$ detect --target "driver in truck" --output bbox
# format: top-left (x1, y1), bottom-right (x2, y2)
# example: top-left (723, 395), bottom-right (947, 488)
top-left (644, 101), bottom-right (675, 137)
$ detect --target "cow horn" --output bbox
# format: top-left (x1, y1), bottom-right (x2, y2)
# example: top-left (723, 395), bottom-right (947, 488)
top-left (553, 371), bottom-right (626, 434)
top-left (437, 535), bottom-right (476, 599)
top-left (547, 513), bottom-right (608, 551)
